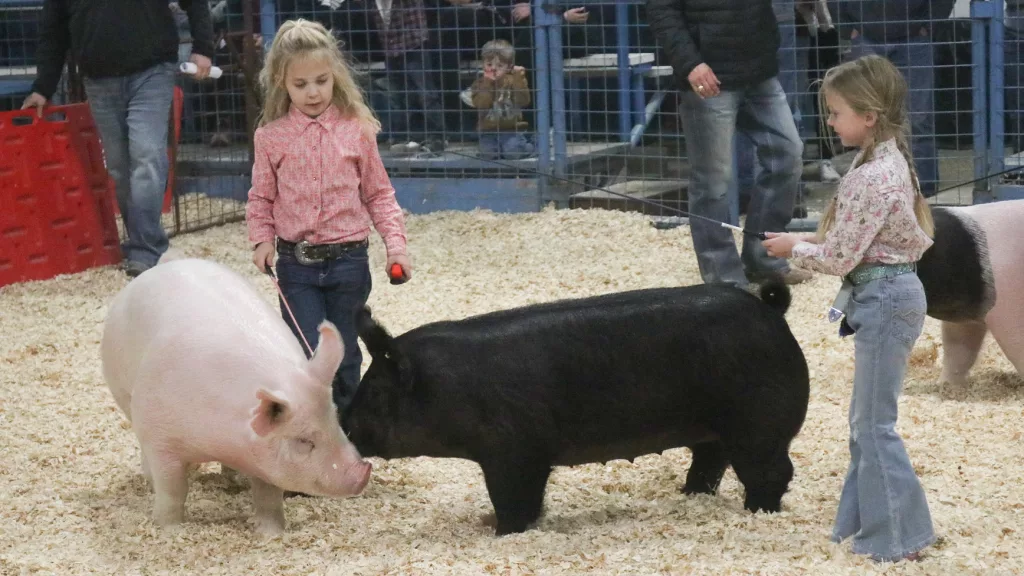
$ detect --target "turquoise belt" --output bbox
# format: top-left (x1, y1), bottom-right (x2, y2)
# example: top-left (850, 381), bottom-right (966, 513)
top-left (844, 261), bottom-right (917, 286)
top-left (828, 262), bottom-right (918, 327)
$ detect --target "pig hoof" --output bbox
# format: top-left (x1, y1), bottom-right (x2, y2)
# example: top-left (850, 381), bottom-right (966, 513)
top-left (681, 484), bottom-right (717, 496)
top-left (154, 513), bottom-right (185, 529)
top-left (743, 494), bottom-right (783, 514)
top-left (254, 516), bottom-right (286, 537)
top-left (480, 512), bottom-right (497, 528)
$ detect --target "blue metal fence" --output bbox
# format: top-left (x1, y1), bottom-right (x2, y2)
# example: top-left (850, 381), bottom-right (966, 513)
top-left (1, 0), bottom-right (1022, 237)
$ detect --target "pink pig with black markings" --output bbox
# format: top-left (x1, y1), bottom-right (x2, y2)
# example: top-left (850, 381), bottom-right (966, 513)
top-left (918, 200), bottom-right (1024, 387)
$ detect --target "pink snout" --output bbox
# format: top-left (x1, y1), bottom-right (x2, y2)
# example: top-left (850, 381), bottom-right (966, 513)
top-left (352, 460), bottom-right (372, 494)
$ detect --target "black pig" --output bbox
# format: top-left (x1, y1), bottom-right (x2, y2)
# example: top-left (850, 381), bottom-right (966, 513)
top-left (342, 281), bottom-right (810, 535)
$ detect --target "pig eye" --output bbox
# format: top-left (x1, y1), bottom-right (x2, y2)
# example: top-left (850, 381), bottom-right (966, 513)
top-left (297, 438), bottom-right (315, 452)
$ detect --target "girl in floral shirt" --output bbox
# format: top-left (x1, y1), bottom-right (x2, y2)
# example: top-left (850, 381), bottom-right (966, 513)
top-left (246, 19), bottom-right (412, 412)
top-left (762, 54), bottom-right (936, 564)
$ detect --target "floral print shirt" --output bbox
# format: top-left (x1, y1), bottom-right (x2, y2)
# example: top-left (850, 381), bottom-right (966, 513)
top-left (790, 138), bottom-right (934, 277)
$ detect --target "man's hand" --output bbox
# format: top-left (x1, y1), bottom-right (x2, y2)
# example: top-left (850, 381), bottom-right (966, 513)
top-left (189, 53), bottom-right (213, 80)
top-left (687, 63), bottom-right (720, 98)
top-left (21, 93), bottom-right (48, 117)
top-left (563, 7), bottom-right (588, 23)
top-left (512, 2), bottom-right (531, 22)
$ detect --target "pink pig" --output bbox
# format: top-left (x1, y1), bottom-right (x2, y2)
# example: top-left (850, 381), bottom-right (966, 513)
top-left (100, 253), bottom-right (372, 535)
top-left (918, 200), bottom-right (1024, 387)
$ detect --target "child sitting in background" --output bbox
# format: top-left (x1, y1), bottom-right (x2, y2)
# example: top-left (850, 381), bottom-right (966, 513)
top-left (464, 39), bottom-right (535, 160)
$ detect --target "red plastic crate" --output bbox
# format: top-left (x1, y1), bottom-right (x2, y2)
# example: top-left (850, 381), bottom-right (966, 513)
top-left (0, 104), bottom-right (123, 288)
top-left (109, 85), bottom-right (182, 216)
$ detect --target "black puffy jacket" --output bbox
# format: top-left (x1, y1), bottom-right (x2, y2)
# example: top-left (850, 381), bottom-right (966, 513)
top-left (30, 0), bottom-right (215, 100)
top-left (645, 0), bottom-right (780, 91)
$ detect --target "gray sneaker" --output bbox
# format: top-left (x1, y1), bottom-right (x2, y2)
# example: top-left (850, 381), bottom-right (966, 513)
top-left (122, 260), bottom-right (151, 278)
top-left (819, 159), bottom-right (841, 182)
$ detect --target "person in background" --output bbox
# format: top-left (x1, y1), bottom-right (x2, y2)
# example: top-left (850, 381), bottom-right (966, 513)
top-left (836, 0), bottom-right (956, 198)
top-left (357, 0), bottom-right (448, 156)
top-left (465, 39), bottom-right (535, 160)
top-left (23, 0), bottom-right (216, 278)
top-left (1006, 0), bottom-right (1024, 155)
top-left (646, 0), bottom-right (812, 289)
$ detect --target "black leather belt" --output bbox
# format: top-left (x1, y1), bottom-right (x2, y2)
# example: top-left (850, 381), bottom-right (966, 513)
top-left (277, 238), bottom-right (368, 265)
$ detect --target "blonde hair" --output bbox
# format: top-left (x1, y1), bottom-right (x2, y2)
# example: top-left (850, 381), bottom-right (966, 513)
top-left (481, 39), bottom-right (515, 67)
top-left (256, 19), bottom-right (380, 133)
top-left (815, 54), bottom-right (934, 240)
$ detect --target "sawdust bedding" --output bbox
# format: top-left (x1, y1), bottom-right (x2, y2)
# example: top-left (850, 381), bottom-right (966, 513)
top-left (1, 205), bottom-right (1022, 575)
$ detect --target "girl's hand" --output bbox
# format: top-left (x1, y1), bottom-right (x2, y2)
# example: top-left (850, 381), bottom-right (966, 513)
top-left (387, 253), bottom-right (413, 283)
top-left (253, 241), bottom-right (275, 273)
top-left (513, 65), bottom-right (526, 74)
top-left (761, 232), bottom-right (801, 259)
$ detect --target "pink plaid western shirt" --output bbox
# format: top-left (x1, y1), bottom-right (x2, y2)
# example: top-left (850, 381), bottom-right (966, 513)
top-left (246, 104), bottom-right (408, 257)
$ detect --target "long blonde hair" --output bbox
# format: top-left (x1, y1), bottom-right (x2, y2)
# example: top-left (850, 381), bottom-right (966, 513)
top-left (256, 19), bottom-right (381, 133)
top-left (815, 54), bottom-right (934, 240)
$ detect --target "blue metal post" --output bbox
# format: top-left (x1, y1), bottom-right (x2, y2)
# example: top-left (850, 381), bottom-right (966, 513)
top-left (616, 1), bottom-right (631, 141)
top-left (533, 0), bottom-right (552, 205)
top-left (544, 1), bottom-right (568, 178)
top-left (971, 1), bottom-right (992, 203)
top-left (260, 0), bottom-right (277, 47)
top-left (990, 0), bottom-right (1006, 195)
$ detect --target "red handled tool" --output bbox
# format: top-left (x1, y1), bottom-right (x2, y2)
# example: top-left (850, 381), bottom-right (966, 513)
top-left (389, 263), bottom-right (407, 285)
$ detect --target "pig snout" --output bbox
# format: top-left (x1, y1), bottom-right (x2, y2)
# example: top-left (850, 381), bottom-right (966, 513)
top-left (352, 459), bottom-right (373, 494)
top-left (319, 445), bottom-right (373, 496)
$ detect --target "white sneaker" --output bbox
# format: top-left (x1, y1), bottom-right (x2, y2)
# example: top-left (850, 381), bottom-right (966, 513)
top-left (389, 141), bottom-right (421, 156)
top-left (819, 159), bottom-right (841, 182)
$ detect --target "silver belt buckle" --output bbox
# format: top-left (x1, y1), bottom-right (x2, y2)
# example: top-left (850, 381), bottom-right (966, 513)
top-left (294, 240), bottom-right (322, 266)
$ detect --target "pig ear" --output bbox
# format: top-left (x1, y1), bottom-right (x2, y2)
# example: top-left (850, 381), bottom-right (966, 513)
top-left (250, 388), bottom-right (291, 437)
top-left (356, 306), bottom-right (394, 360)
top-left (308, 321), bottom-right (345, 386)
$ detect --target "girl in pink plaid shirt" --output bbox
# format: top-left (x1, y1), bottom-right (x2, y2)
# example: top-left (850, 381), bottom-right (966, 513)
top-left (245, 19), bottom-right (412, 411)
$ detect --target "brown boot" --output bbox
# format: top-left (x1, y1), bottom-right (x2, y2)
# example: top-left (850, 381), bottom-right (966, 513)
top-left (780, 267), bottom-right (813, 285)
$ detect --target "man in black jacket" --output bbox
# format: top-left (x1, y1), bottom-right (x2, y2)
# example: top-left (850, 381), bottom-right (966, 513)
top-left (836, 0), bottom-right (956, 198)
top-left (22, 0), bottom-right (216, 277)
top-left (646, 0), bottom-right (810, 289)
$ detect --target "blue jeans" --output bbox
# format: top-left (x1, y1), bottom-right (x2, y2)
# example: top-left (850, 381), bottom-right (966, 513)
top-left (677, 77), bottom-right (803, 286)
top-left (384, 50), bottom-right (445, 142)
top-left (479, 132), bottom-right (536, 160)
top-left (832, 271), bottom-right (935, 562)
top-left (738, 21), bottom-right (800, 208)
top-left (83, 62), bottom-right (176, 268)
top-left (847, 34), bottom-right (938, 197)
top-left (1005, 29), bottom-right (1024, 151)
top-left (275, 244), bottom-right (373, 412)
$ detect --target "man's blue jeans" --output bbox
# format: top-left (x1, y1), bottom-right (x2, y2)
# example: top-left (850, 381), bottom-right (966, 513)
top-left (737, 21), bottom-right (800, 208)
top-left (847, 34), bottom-right (939, 197)
top-left (1005, 28), bottom-right (1024, 151)
top-left (83, 62), bottom-right (176, 269)
top-left (677, 77), bottom-right (803, 287)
